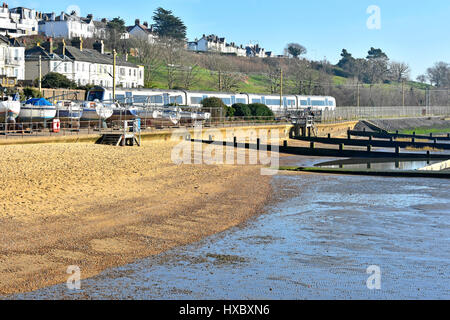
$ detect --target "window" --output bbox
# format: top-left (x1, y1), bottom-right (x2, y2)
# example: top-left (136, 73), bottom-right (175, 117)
top-left (170, 96), bottom-right (183, 104)
top-left (236, 98), bottom-right (247, 104)
top-left (311, 100), bottom-right (325, 106)
top-left (328, 101), bottom-right (334, 106)
top-left (252, 99), bottom-right (261, 104)
top-left (300, 100), bottom-right (308, 106)
top-left (191, 97), bottom-right (203, 104)
top-left (115, 95), bottom-right (125, 103)
top-left (150, 95), bottom-right (163, 104)
top-left (265, 99), bottom-right (281, 105)
top-left (221, 98), bottom-right (231, 105)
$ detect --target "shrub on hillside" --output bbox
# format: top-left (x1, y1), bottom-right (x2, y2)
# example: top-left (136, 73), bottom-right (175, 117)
top-left (232, 103), bottom-right (252, 117)
top-left (201, 97), bottom-right (232, 119)
top-left (248, 103), bottom-right (274, 119)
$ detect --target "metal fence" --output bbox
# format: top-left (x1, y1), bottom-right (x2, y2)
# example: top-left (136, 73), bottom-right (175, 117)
top-left (321, 106), bottom-right (450, 123)
top-left (0, 117), bottom-right (290, 139)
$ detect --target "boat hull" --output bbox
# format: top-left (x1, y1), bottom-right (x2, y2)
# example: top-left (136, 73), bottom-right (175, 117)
top-left (18, 106), bottom-right (57, 123)
top-left (56, 109), bottom-right (84, 121)
top-left (109, 108), bottom-right (139, 121)
top-left (80, 108), bottom-right (113, 121)
top-left (0, 100), bottom-right (21, 122)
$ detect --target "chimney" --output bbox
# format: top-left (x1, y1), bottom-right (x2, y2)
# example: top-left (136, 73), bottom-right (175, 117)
top-left (93, 40), bottom-right (104, 54)
top-left (71, 37), bottom-right (83, 51)
top-left (135, 19), bottom-right (140, 26)
top-left (43, 37), bottom-right (53, 54)
top-left (143, 21), bottom-right (148, 28)
top-left (60, 11), bottom-right (65, 20)
top-left (87, 14), bottom-right (93, 19)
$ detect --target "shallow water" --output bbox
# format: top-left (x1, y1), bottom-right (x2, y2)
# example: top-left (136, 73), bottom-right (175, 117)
top-left (315, 159), bottom-right (441, 171)
top-left (13, 156), bottom-right (450, 300)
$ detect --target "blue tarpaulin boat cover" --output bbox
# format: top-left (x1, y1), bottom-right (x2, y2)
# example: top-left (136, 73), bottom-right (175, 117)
top-left (25, 98), bottom-right (53, 106)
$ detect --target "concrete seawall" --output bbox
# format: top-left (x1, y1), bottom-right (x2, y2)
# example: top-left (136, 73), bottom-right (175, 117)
top-left (0, 121), bottom-right (358, 146)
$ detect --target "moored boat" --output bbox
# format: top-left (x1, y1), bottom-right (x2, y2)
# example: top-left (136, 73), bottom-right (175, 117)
top-left (109, 105), bottom-right (139, 121)
top-left (18, 98), bottom-right (57, 123)
top-left (80, 101), bottom-right (114, 121)
top-left (0, 94), bottom-right (21, 123)
top-left (55, 100), bottom-right (83, 121)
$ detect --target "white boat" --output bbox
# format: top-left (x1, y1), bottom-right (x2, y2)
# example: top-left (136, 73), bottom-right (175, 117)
top-left (80, 101), bottom-right (113, 121)
top-left (18, 98), bottom-right (57, 123)
top-left (55, 100), bottom-right (83, 121)
top-left (0, 96), bottom-right (21, 123)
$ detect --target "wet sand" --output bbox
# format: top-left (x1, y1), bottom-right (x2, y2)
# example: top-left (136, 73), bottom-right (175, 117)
top-left (15, 155), bottom-right (450, 300)
top-left (0, 141), bottom-right (271, 295)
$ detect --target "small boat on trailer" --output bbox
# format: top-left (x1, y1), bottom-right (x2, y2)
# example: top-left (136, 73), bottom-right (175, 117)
top-left (18, 98), bottom-right (57, 123)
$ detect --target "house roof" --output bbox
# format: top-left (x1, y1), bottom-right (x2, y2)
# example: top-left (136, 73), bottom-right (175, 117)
top-left (25, 44), bottom-right (140, 68)
top-left (127, 24), bottom-right (155, 35)
top-left (0, 35), bottom-right (23, 47)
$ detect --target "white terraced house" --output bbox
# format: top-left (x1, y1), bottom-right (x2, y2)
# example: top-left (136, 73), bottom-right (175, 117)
top-left (188, 34), bottom-right (247, 57)
top-left (25, 38), bottom-right (144, 89)
top-left (127, 20), bottom-right (157, 43)
top-left (39, 11), bottom-right (97, 39)
top-left (0, 4), bottom-right (39, 37)
top-left (0, 35), bottom-right (25, 82)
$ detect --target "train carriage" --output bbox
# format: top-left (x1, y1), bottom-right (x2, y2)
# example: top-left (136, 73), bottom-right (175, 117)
top-left (86, 87), bottom-right (337, 116)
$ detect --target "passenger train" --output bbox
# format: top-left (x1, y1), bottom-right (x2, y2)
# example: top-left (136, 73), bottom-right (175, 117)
top-left (86, 87), bottom-right (337, 115)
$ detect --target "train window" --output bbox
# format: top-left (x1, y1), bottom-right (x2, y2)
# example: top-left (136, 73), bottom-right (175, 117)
top-left (191, 97), bottom-right (203, 104)
top-left (150, 96), bottom-right (163, 104)
top-left (87, 90), bottom-right (104, 101)
top-left (252, 99), bottom-right (261, 104)
top-left (133, 95), bottom-right (148, 103)
top-left (288, 100), bottom-right (295, 106)
top-left (236, 98), bottom-right (247, 104)
top-left (312, 100), bottom-right (326, 106)
top-left (115, 95), bottom-right (125, 103)
top-left (300, 100), bottom-right (308, 106)
top-left (221, 98), bottom-right (231, 105)
top-left (170, 96), bottom-right (183, 104)
top-left (328, 101), bottom-right (334, 106)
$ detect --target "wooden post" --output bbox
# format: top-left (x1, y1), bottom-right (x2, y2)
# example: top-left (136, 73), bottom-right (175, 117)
top-left (310, 142), bottom-right (315, 149)
top-left (339, 143), bottom-right (344, 152)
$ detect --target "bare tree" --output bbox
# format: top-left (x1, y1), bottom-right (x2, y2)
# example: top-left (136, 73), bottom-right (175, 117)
top-left (159, 37), bottom-right (184, 89)
top-left (389, 61), bottom-right (410, 82)
top-left (205, 54), bottom-right (243, 91)
top-left (426, 62), bottom-right (450, 87)
top-left (416, 74), bottom-right (427, 84)
top-left (178, 54), bottom-right (202, 90)
top-left (129, 38), bottom-right (163, 87)
top-left (263, 57), bottom-right (281, 94)
top-left (286, 58), bottom-right (311, 95)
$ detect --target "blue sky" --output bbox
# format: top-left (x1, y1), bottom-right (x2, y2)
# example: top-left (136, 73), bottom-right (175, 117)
top-left (11, 0), bottom-right (450, 78)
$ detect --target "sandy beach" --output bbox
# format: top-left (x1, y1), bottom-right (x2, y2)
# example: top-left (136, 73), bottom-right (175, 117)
top-left (0, 141), bottom-right (271, 295)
